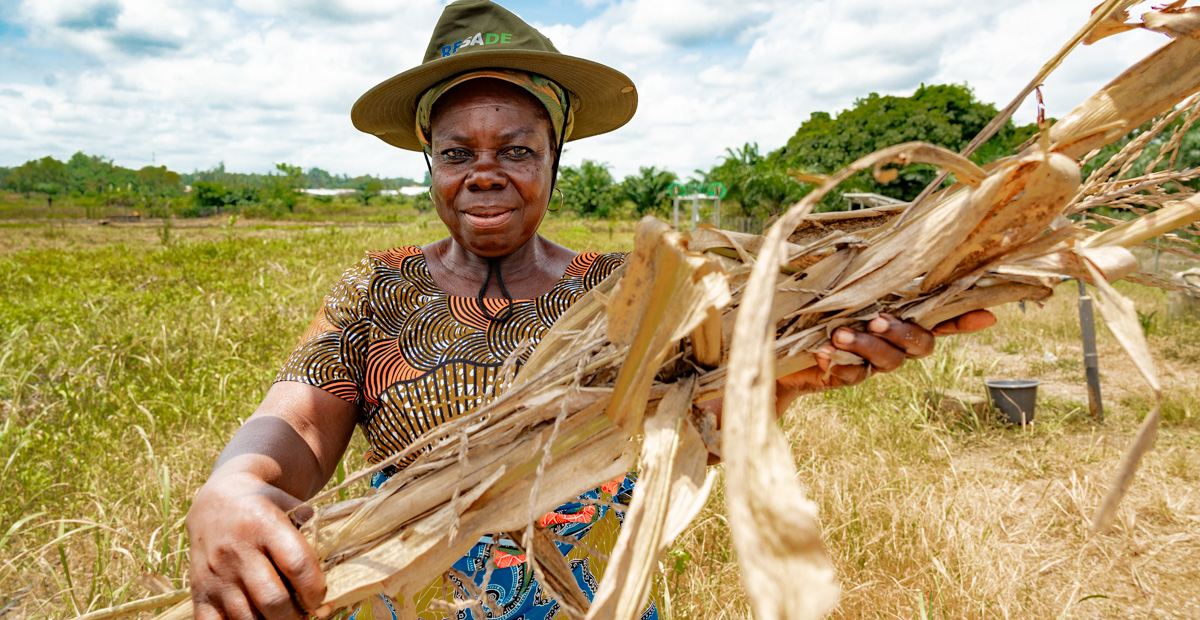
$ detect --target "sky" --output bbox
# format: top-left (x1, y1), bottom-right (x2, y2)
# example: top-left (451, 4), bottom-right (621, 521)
top-left (0, 0), bottom-right (1181, 183)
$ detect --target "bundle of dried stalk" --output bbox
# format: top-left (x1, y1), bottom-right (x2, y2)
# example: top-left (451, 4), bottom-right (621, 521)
top-left (130, 5), bottom-right (1200, 620)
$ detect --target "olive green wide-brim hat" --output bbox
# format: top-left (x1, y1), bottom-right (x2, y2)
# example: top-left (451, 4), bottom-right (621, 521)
top-left (351, 0), bottom-right (638, 152)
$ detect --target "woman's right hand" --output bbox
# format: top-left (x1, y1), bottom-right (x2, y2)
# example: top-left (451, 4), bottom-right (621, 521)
top-left (185, 383), bottom-right (358, 618)
top-left (186, 470), bottom-right (326, 619)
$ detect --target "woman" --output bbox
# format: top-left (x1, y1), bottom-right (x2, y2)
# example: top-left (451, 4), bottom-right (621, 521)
top-left (185, 2), bottom-right (994, 619)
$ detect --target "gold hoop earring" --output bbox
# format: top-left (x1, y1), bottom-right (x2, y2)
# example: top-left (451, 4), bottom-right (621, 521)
top-left (427, 187), bottom-right (435, 204)
top-left (548, 187), bottom-right (563, 212)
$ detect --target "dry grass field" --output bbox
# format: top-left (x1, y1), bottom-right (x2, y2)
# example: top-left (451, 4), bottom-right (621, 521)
top-left (0, 216), bottom-right (1197, 619)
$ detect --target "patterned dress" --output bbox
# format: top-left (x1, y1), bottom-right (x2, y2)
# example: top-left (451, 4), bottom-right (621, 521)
top-left (275, 246), bottom-right (656, 620)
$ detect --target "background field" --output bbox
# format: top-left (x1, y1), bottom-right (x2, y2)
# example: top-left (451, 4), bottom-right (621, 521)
top-left (1, 214), bottom-right (1197, 619)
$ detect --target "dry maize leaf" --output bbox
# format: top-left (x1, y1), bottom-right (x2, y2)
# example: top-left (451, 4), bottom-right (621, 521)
top-left (1082, 193), bottom-right (1200, 249)
top-left (686, 227), bottom-right (768, 260)
top-left (786, 206), bottom-right (901, 246)
top-left (904, 281), bottom-right (1053, 330)
top-left (802, 178), bottom-right (1002, 314)
top-left (921, 149), bottom-right (1081, 291)
top-left (314, 393), bottom-right (624, 607)
top-left (724, 216), bottom-right (839, 620)
top-left (311, 386), bottom-right (609, 559)
top-left (690, 306), bottom-right (723, 369)
top-left (154, 601), bottom-right (191, 620)
top-left (77, 591), bottom-right (190, 620)
top-left (1141, 5), bottom-right (1200, 39)
top-left (1081, 258), bottom-right (1160, 401)
top-left (1078, 246), bottom-right (1140, 283)
top-left (311, 392), bottom-right (570, 557)
top-left (1050, 34), bottom-right (1200, 159)
top-left (319, 414), bottom-right (635, 610)
top-left (607, 217), bottom-right (671, 347)
top-left (325, 468), bottom-right (506, 608)
top-left (661, 453), bottom-right (718, 544)
top-left (527, 528), bottom-right (592, 618)
top-left (605, 218), bottom-right (730, 432)
top-left (519, 266), bottom-right (624, 380)
top-left (993, 245), bottom-right (1138, 286)
top-left (586, 377), bottom-right (709, 620)
top-left (1082, 260), bottom-right (1162, 534)
top-left (1083, 7), bottom-right (1139, 44)
top-left (791, 171), bottom-right (829, 185)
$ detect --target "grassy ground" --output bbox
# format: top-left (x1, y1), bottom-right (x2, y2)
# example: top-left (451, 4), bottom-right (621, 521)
top-left (0, 216), bottom-right (1197, 618)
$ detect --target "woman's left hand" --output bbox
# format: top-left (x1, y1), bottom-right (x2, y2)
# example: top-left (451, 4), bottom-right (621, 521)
top-left (774, 310), bottom-right (996, 415)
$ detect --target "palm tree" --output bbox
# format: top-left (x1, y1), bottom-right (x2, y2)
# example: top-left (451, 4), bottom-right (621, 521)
top-left (620, 166), bottom-right (677, 217)
top-left (559, 160), bottom-right (617, 217)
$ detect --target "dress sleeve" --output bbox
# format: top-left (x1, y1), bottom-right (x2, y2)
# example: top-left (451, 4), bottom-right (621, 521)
top-left (274, 257), bottom-right (373, 406)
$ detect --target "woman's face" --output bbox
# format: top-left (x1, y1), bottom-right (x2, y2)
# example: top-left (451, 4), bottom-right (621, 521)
top-left (429, 79), bottom-right (555, 258)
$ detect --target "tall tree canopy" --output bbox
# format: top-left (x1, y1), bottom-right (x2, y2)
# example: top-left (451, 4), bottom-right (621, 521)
top-left (771, 83), bottom-right (1036, 201)
top-left (699, 143), bottom-right (808, 217)
top-left (5, 156), bottom-right (69, 207)
top-left (559, 160), bottom-right (617, 218)
top-left (620, 166), bottom-right (677, 217)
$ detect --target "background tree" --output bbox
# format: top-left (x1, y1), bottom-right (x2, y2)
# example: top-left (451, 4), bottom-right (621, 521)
top-left (620, 166), bottom-right (677, 217)
top-left (357, 178), bottom-right (384, 204)
top-left (132, 165), bottom-right (184, 216)
top-left (305, 167), bottom-right (338, 189)
top-left (267, 163), bottom-right (304, 211)
top-left (700, 143), bottom-right (807, 217)
top-left (66, 152), bottom-right (120, 196)
top-left (702, 143), bottom-right (758, 211)
top-left (6, 156), bottom-right (68, 208)
top-left (559, 160), bottom-right (617, 217)
top-left (770, 83), bottom-right (1036, 204)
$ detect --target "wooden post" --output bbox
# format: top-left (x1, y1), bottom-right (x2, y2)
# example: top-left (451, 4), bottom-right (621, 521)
top-left (1078, 279), bottom-right (1105, 423)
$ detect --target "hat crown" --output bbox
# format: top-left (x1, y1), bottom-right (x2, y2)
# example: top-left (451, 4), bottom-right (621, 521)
top-left (422, 0), bottom-right (559, 65)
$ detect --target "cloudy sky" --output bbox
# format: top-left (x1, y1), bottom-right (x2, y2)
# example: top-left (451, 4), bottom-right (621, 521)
top-left (0, 0), bottom-right (1178, 182)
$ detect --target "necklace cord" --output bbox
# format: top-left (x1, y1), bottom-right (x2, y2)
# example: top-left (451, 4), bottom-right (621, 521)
top-left (476, 257), bottom-right (515, 322)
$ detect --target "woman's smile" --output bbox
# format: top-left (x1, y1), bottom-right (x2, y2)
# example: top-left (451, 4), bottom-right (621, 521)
top-left (461, 208), bottom-right (515, 230)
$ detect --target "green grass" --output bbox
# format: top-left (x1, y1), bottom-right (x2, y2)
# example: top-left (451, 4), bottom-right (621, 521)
top-left (1, 218), bottom-right (1198, 618)
top-left (0, 215), bottom-right (640, 616)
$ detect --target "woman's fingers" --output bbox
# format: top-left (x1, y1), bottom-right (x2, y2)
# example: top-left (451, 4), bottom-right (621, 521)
top-left (193, 577), bottom-right (259, 620)
top-left (813, 344), bottom-right (871, 385)
top-left (240, 553), bottom-right (305, 620)
top-left (932, 309), bottom-right (997, 336)
top-left (258, 512), bottom-right (326, 613)
top-left (830, 328), bottom-right (908, 372)
top-left (864, 314), bottom-right (936, 359)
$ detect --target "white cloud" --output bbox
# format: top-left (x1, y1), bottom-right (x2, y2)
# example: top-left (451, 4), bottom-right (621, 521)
top-left (0, 0), bottom-right (1190, 184)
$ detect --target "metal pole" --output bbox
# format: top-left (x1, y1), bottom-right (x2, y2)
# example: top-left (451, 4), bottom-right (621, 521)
top-left (673, 195), bottom-right (680, 229)
top-left (691, 195), bottom-right (700, 229)
top-left (1078, 278), bottom-right (1104, 423)
top-left (714, 196), bottom-right (721, 228)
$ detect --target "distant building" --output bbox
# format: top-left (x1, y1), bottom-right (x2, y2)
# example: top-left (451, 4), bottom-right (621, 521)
top-left (302, 188), bottom-right (358, 197)
top-left (301, 187), bottom-right (428, 197)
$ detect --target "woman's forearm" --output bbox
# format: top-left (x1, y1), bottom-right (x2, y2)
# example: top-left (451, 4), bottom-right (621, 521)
top-left (210, 381), bottom-right (360, 501)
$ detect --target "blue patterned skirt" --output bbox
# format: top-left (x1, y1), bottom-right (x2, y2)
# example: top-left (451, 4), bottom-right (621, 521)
top-left (347, 472), bottom-right (658, 620)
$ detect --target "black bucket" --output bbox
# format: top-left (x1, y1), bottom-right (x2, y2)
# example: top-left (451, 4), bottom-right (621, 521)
top-left (985, 379), bottom-right (1040, 425)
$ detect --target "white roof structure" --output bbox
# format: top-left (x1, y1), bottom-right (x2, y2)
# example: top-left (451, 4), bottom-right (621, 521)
top-left (843, 192), bottom-right (906, 210)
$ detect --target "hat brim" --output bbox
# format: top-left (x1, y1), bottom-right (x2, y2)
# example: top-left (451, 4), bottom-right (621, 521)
top-left (351, 50), bottom-right (638, 152)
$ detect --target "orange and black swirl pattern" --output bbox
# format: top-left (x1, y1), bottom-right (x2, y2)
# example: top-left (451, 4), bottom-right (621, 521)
top-left (275, 246), bottom-right (624, 471)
